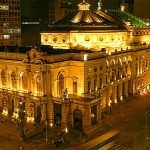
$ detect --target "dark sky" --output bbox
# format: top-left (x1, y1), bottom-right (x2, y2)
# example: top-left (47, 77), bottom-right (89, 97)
top-left (20, 0), bottom-right (49, 20)
top-left (20, 0), bottom-right (150, 20)
top-left (134, 0), bottom-right (150, 19)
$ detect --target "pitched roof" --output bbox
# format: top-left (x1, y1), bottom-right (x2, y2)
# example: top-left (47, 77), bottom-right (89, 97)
top-left (107, 9), bottom-right (147, 27)
top-left (50, 1), bottom-right (127, 31)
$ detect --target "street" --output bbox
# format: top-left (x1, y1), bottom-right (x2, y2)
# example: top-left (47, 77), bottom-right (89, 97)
top-left (0, 92), bottom-right (150, 150)
top-left (103, 92), bottom-right (150, 150)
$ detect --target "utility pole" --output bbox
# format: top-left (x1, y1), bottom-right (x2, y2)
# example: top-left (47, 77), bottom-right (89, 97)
top-left (43, 95), bottom-right (48, 149)
top-left (19, 101), bottom-right (25, 140)
top-left (144, 106), bottom-right (149, 149)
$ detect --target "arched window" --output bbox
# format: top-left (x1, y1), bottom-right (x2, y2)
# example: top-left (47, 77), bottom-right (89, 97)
top-left (117, 70), bottom-right (120, 79)
top-left (100, 77), bottom-right (103, 88)
top-left (58, 73), bottom-right (64, 94)
top-left (11, 72), bottom-right (17, 90)
top-left (72, 76), bottom-right (78, 95)
top-left (1, 70), bottom-right (6, 87)
top-left (93, 74), bottom-right (97, 91)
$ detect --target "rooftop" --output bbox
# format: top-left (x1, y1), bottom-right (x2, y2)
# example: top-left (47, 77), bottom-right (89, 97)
top-left (107, 9), bottom-right (147, 27)
top-left (49, 1), bottom-right (127, 31)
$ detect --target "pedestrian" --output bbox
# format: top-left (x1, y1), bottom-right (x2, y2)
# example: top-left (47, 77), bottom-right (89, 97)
top-left (146, 106), bottom-right (150, 111)
top-left (19, 144), bottom-right (24, 150)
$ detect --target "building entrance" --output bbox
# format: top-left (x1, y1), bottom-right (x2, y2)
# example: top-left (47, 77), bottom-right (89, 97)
top-left (54, 103), bottom-right (62, 125)
top-left (73, 109), bottom-right (82, 131)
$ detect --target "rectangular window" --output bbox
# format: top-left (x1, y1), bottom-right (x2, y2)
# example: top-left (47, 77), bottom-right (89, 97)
top-left (94, 79), bottom-right (97, 91)
top-left (73, 82), bottom-right (77, 94)
top-left (136, 66), bottom-right (138, 74)
top-left (100, 77), bottom-right (102, 88)
top-left (88, 81), bottom-right (91, 93)
top-left (4, 35), bottom-right (10, 39)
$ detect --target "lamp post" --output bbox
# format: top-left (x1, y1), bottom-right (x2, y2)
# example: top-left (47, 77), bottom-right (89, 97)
top-left (144, 106), bottom-right (149, 149)
top-left (43, 95), bottom-right (48, 148)
top-left (18, 101), bottom-right (25, 139)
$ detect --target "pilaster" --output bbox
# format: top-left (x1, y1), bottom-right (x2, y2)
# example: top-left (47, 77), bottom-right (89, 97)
top-left (112, 86), bottom-right (116, 103)
top-left (124, 81), bottom-right (128, 97)
top-left (83, 106), bottom-right (91, 133)
top-left (118, 83), bottom-right (123, 100)
top-left (47, 98), bottom-right (54, 125)
top-left (61, 100), bottom-right (71, 129)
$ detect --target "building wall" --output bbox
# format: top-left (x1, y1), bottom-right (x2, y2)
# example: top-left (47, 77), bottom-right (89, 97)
top-left (0, 45), bottom-right (150, 133)
top-left (41, 31), bottom-right (127, 51)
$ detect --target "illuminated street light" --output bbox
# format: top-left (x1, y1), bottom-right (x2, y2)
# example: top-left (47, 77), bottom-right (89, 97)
top-left (144, 106), bottom-right (150, 149)
top-left (18, 101), bottom-right (25, 139)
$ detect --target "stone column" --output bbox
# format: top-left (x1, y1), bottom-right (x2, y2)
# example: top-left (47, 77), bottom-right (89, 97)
top-left (47, 99), bottom-right (54, 126)
top-left (61, 99), bottom-right (71, 129)
top-left (105, 88), bottom-right (110, 106)
top-left (42, 102), bottom-right (46, 122)
top-left (80, 67), bottom-right (85, 95)
top-left (16, 76), bottom-right (19, 91)
top-left (112, 86), bottom-right (116, 103)
top-left (0, 69), bottom-right (2, 87)
top-left (26, 64), bottom-right (31, 92)
top-left (83, 106), bottom-right (91, 133)
top-left (118, 83), bottom-right (123, 100)
top-left (104, 88), bottom-right (109, 113)
top-left (26, 100), bottom-right (31, 117)
top-left (7, 70), bottom-right (10, 89)
top-left (128, 79), bottom-right (134, 95)
top-left (124, 81), bottom-right (128, 97)
top-left (97, 99), bottom-right (102, 125)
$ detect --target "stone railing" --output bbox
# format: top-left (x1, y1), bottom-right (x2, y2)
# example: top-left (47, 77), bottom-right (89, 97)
top-left (0, 52), bottom-right (26, 60)
top-left (45, 51), bottom-right (106, 63)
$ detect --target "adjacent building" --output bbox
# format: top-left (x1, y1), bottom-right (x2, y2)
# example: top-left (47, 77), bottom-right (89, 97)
top-left (0, 0), bottom-right (21, 46)
top-left (20, 0), bottom-right (49, 46)
top-left (0, 1), bottom-right (150, 134)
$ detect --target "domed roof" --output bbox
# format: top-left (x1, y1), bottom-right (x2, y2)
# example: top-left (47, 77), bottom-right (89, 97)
top-left (51, 1), bottom-right (127, 30)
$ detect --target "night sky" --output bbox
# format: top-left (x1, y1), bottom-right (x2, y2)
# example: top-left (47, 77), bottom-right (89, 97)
top-left (134, 0), bottom-right (150, 19)
top-left (20, 0), bottom-right (150, 20)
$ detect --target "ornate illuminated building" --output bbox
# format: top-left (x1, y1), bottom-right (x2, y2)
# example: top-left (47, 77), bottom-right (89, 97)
top-left (0, 0), bottom-right (21, 46)
top-left (0, 1), bottom-right (150, 134)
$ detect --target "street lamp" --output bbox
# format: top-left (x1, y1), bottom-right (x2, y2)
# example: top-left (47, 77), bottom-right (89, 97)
top-left (18, 101), bottom-right (25, 139)
top-left (144, 106), bottom-right (149, 149)
top-left (43, 95), bottom-right (48, 148)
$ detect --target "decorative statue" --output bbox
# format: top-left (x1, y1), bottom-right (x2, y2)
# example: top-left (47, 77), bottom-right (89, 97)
top-left (63, 88), bottom-right (69, 100)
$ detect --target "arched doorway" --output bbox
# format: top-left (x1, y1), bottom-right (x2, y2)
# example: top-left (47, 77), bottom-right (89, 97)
top-left (55, 113), bottom-right (62, 125)
top-left (122, 82), bottom-right (125, 98)
top-left (36, 106), bottom-right (42, 124)
top-left (54, 103), bottom-right (62, 125)
top-left (73, 109), bottom-right (82, 131)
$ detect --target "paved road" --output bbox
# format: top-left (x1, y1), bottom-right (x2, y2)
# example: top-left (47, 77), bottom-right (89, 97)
top-left (103, 93), bottom-right (150, 150)
top-left (0, 92), bottom-right (150, 150)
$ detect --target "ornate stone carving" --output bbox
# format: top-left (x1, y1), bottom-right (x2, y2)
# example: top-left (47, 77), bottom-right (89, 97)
top-left (22, 48), bottom-right (44, 64)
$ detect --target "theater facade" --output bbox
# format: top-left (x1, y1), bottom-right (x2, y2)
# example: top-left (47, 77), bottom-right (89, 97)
top-left (0, 1), bottom-right (150, 134)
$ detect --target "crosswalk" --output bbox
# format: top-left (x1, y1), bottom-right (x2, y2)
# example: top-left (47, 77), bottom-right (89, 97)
top-left (107, 144), bottom-right (130, 150)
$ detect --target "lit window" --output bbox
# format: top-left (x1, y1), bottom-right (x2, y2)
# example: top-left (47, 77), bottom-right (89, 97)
top-left (4, 35), bottom-right (10, 39)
